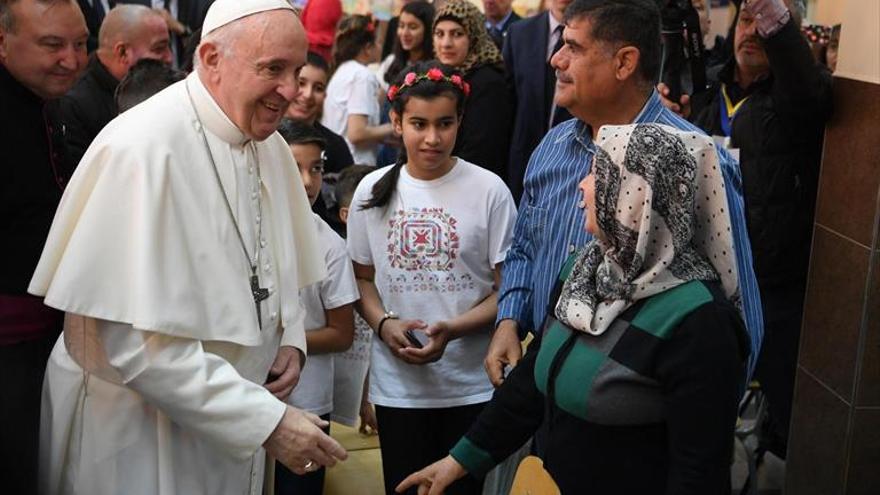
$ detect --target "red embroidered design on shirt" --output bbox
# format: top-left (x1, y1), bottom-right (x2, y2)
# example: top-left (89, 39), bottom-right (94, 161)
top-left (387, 208), bottom-right (459, 271)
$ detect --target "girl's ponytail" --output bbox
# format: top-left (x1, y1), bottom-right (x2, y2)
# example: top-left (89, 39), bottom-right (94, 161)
top-left (360, 151), bottom-right (407, 210)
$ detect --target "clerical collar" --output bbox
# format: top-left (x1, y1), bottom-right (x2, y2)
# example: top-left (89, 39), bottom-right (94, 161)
top-left (185, 72), bottom-right (248, 147)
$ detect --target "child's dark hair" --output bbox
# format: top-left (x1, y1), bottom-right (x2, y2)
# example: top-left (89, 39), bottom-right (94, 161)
top-left (306, 50), bottom-right (331, 75)
top-left (384, 1), bottom-right (436, 85)
top-left (335, 164), bottom-right (374, 210)
top-left (116, 58), bottom-right (185, 112)
top-left (360, 61), bottom-right (467, 211)
top-left (333, 15), bottom-right (377, 69)
top-left (277, 119), bottom-right (327, 151)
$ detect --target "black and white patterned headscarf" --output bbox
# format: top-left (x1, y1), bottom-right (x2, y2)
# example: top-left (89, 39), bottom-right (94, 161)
top-left (555, 124), bottom-right (741, 335)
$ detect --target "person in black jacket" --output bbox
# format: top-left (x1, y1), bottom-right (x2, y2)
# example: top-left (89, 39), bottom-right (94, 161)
top-left (60, 4), bottom-right (172, 165)
top-left (0, 1), bottom-right (88, 492)
top-left (433, 0), bottom-right (512, 181)
top-left (659, 0), bottom-right (833, 458)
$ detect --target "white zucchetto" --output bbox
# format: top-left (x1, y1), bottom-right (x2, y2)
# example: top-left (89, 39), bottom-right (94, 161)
top-left (202, 0), bottom-right (296, 38)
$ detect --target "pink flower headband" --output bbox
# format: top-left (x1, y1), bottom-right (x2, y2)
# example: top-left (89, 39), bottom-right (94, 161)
top-left (387, 68), bottom-right (471, 102)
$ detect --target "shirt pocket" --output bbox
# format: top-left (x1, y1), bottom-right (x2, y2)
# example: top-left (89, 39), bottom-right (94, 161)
top-left (524, 204), bottom-right (549, 241)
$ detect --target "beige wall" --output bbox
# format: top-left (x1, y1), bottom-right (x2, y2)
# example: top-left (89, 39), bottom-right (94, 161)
top-left (810, 0), bottom-right (847, 25)
top-left (835, 0), bottom-right (880, 83)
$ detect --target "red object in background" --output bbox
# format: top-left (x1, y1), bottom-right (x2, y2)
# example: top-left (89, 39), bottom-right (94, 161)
top-left (301, 0), bottom-right (344, 62)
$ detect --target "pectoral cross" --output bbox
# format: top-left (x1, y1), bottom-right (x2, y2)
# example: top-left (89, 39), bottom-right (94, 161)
top-left (251, 274), bottom-right (270, 327)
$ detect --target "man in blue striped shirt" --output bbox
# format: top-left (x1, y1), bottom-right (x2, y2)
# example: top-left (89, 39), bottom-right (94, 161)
top-left (486, 0), bottom-right (763, 387)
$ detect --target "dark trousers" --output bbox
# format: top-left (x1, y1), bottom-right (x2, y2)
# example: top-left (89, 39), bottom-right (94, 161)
top-left (375, 403), bottom-right (486, 495)
top-left (0, 333), bottom-right (58, 495)
top-left (275, 413), bottom-right (331, 495)
top-left (754, 284), bottom-right (806, 459)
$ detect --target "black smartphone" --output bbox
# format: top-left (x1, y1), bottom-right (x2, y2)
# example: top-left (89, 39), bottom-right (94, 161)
top-left (405, 329), bottom-right (428, 349)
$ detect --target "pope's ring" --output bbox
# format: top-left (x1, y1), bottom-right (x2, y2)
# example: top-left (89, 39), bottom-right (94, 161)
top-left (303, 460), bottom-right (315, 472)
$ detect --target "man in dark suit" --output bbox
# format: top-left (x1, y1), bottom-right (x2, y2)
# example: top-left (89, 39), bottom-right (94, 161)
top-left (503, 0), bottom-right (573, 201)
top-left (483, 0), bottom-right (520, 49)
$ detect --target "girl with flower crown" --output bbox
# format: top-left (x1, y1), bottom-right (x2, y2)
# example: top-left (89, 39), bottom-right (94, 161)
top-left (345, 61), bottom-right (517, 494)
top-left (322, 15), bottom-right (393, 166)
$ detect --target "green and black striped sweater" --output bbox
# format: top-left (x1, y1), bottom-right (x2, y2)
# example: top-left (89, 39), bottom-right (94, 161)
top-left (450, 260), bottom-right (749, 494)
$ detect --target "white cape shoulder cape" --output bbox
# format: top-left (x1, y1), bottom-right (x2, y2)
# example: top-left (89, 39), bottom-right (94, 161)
top-left (29, 74), bottom-right (324, 346)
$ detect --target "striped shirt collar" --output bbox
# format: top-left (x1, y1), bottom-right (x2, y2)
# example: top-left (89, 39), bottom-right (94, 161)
top-left (552, 90), bottom-right (663, 145)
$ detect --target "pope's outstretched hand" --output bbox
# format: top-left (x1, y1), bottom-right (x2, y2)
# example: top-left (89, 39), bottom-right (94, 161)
top-left (264, 406), bottom-right (348, 474)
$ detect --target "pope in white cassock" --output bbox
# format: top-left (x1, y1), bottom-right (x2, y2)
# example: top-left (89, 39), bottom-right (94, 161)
top-left (28, 1), bottom-right (349, 493)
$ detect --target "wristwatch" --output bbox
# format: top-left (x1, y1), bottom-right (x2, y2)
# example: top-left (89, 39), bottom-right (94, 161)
top-left (377, 311), bottom-right (399, 342)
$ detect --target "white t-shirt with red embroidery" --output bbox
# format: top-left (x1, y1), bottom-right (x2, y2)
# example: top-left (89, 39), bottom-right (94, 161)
top-left (346, 159), bottom-right (517, 408)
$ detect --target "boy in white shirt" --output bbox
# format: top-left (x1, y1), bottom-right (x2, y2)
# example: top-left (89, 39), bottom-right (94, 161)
top-left (332, 165), bottom-right (380, 434)
top-left (274, 120), bottom-right (360, 495)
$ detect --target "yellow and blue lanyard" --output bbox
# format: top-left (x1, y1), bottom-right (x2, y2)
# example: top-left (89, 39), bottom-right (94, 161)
top-left (719, 84), bottom-right (749, 137)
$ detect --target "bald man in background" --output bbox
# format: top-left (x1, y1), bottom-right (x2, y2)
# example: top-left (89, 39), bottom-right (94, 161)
top-left (60, 3), bottom-right (171, 164)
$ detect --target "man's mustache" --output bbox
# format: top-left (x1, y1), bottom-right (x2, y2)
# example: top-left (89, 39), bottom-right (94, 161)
top-left (740, 36), bottom-right (764, 48)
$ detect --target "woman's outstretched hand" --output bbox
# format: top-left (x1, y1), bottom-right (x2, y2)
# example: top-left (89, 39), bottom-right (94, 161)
top-left (396, 455), bottom-right (467, 495)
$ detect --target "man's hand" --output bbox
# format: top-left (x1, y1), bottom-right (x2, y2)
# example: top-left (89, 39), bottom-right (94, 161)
top-left (657, 82), bottom-right (692, 119)
top-left (396, 456), bottom-right (467, 495)
top-left (484, 320), bottom-right (522, 387)
top-left (399, 321), bottom-right (451, 365)
top-left (265, 345), bottom-right (301, 400)
top-left (380, 318), bottom-right (428, 364)
top-left (264, 406), bottom-right (348, 475)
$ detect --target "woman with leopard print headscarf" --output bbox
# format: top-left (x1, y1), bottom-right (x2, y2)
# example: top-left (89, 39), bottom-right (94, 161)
top-left (433, 0), bottom-right (513, 181)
